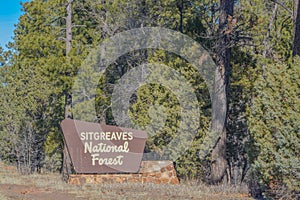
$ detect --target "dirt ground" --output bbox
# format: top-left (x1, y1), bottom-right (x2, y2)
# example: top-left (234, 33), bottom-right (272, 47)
top-left (0, 162), bottom-right (254, 200)
top-left (0, 163), bottom-right (80, 200)
top-left (0, 184), bottom-right (84, 200)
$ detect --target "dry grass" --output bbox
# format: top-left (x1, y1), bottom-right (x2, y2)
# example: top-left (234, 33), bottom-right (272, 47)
top-left (0, 162), bottom-right (254, 200)
top-left (0, 193), bottom-right (9, 200)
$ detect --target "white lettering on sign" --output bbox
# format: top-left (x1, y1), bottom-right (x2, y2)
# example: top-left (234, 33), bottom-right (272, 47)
top-left (80, 131), bottom-right (133, 141)
top-left (80, 131), bottom-right (133, 166)
top-left (84, 141), bottom-right (129, 154)
top-left (91, 154), bottom-right (124, 166)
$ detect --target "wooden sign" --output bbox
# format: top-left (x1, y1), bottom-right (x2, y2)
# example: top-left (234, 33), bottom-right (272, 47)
top-left (61, 119), bottom-right (147, 173)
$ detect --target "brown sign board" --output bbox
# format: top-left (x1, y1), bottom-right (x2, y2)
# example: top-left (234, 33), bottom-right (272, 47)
top-left (61, 119), bottom-right (148, 174)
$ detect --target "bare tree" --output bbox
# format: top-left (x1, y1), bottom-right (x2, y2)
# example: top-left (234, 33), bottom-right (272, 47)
top-left (62, 0), bottom-right (73, 181)
top-left (65, 0), bottom-right (73, 119)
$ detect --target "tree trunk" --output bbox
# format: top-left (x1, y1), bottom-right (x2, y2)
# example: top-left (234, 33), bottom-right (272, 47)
top-left (177, 0), bottom-right (184, 33)
top-left (209, 0), bottom-right (234, 184)
top-left (293, 0), bottom-right (300, 56)
top-left (65, 0), bottom-right (73, 119)
top-left (263, 4), bottom-right (278, 59)
top-left (62, 0), bottom-right (73, 181)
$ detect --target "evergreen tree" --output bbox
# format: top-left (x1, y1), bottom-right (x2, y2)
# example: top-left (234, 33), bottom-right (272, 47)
top-left (247, 59), bottom-right (300, 199)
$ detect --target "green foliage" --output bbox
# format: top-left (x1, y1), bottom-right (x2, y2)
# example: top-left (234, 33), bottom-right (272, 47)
top-left (0, 2), bottom-right (299, 199)
top-left (129, 83), bottom-right (181, 154)
top-left (127, 50), bottom-right (210, 178)
top-left (225, 47), bottom-right (258, 184)
top-left (0, 0), bottom-right (102, 173)
top-left (247, 59), bottom-right (300, 199)
top-left (44, 130), bottom-right (62, 172)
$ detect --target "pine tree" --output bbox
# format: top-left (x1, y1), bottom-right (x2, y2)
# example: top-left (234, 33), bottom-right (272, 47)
top-left (247, 59), bottom-right (300, 199)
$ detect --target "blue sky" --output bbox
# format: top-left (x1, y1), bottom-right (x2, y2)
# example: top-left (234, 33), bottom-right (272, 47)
top-left (0, 0), bottom-right (29, 49)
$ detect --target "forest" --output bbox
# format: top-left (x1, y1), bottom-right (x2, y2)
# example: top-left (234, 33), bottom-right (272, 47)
top-left (0, 0), bottom-right (299, 199)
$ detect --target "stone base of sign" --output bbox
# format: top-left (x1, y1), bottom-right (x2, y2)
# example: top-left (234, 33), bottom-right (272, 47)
top-left (68, 161), bottom-right (179, 185)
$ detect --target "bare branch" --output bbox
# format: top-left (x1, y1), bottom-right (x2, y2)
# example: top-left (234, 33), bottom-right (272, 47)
top-left (270, 0), bottom-right (293, 15)
top-left (263, 3), bottom-right (278, 59)
top-left (72, 24), bottom-right (86, 28)
top-left (57, 37), bottom-right (66, 41)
